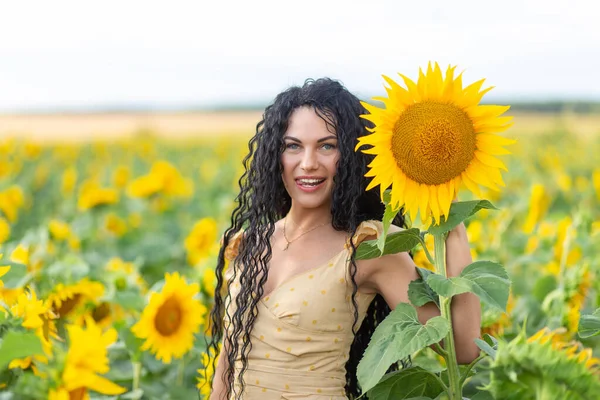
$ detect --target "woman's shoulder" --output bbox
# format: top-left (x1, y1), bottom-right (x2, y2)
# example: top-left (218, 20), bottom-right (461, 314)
top-left (351, 219), bottom-right (405, 246)
top-left (223, 229), bottom-right (245, 262)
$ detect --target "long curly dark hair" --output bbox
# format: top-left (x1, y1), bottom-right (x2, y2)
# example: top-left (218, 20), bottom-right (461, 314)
top-left (206, 78), bottom-right (407, 399)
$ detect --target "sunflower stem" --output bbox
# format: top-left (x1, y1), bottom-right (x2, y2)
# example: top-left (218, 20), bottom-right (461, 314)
top-left (177, 356), bottom-right (186, 386)
top-left (433, 233), bottom-right (462, 400)
top-left (132, 361), bottom-right (141, 391)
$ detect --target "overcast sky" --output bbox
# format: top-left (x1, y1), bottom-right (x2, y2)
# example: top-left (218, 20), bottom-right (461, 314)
top-left (0, 0), bottom-right (598, 112)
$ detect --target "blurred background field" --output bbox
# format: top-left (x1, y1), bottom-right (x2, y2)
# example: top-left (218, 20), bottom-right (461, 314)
top-left (0, 104), bottom-right (599, 398)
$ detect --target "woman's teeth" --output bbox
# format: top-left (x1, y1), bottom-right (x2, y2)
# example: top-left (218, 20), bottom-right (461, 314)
top-left (297, 179), bottom-right (325, 186)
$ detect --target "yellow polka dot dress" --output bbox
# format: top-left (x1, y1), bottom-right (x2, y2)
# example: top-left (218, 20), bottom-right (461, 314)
top-left (222, 220), bottom-right (383, 399)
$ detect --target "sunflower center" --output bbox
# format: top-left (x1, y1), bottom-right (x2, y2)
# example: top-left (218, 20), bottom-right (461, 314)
top-left (391, 101), bottom-right (476, 185)
top-left (55, 294), bottom-right (82, 317)
top-left (154, 296), bottom-right (182, 336)
top-left (69, 387), bottom-right (87, 400)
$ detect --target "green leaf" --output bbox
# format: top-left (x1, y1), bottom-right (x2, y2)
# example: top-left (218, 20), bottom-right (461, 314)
top-left (428, 200), bottom-right (497, 236)
top-left (578, 308), bottom-right (600, 338)
top-left (0, 262), bottom-right (29, 289)
top-left (367, 367), bottom-right (444, 400)
top-left (469, 391), bottom-right (495, 400)
top-left (408, 267), bottom-right (439, 308)
top-left (357, 303), bottom-right (450, 393)
top-left (532, 275), bottom-right (557, 303)
top-left (0, 331), bottom-right (44, 370)
top-left (474, 338), bottom-right (497, 359)
top-left (113, 290), bottom-right (146, 312)
top-left (377, 190), bottom-right (401, 254)
top-left (426, 261), bottom-right (510, 311)
top-left (356, 229), bottom-right (421, 260)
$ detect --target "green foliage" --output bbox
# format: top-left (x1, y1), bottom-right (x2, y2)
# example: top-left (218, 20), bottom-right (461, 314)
top-left (377, 190), bottom-right (401, 253)
top-left (578, 308), bottom-right (600, 339)
top-left (0, 331), bottom-right (44, 370)
top-left (355, 229), bottom-right (422, 260)
top-left (428, 200), bottom-right (497, 236)
top-left (489, 332), bottom-right (600, 400)
top-left (366, 367), bottom-right (445, 400)
top-left (408, 267), bottom-right (439, 308)
top-left (426, 261), bottom-right (511, 311)
top-left (357, 303), bottom-right (450, 393)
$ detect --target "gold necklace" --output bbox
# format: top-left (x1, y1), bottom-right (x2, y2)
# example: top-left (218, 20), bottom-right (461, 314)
top-left (282, 216), bottom-right (329, 251)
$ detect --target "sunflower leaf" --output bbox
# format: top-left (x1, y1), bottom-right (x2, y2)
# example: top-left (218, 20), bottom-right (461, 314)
top-left (408, 267), bottom-right (440, 308)
top-left (426, 261), bottom-right (510, 311)
top-left (475, 338), bottom-right (497, 359)
top-left (578, 308), bottom-right (600, 338)
top-left (469, 391), bottom-right (495, 400)
top-left (366, 367), bottom-right (445, 400)
top-left (357, 303), bottom-right (449, 393)
top-left (0, 331), bottom-right (44, 370)
top-left (0, 261), bottom-right (30, 289)
top-left (428, 200), bottom-right (498, 236)
top-left (356, 229), bottom-right (421, 260)
top-left (378, 190), bottom-right (401, 253)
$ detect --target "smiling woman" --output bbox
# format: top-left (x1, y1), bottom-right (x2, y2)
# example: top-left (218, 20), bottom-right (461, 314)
top-left (204, 77), bottom-right (478, 400)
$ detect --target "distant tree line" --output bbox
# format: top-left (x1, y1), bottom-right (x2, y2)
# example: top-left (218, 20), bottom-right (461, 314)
top-left (499, 101), bottom-right (600, 114)
top-left (175, 100), bottom-right (600, 114)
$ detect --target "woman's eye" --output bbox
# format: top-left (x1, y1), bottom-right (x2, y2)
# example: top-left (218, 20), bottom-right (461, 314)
top-left (285, 143), bottom-right (299, 150)
top-left (322, 143), bottom-right (336, 150)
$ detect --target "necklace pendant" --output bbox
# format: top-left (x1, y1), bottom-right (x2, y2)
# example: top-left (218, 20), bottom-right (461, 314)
top-left (283, 242), bottom-right (289, 251)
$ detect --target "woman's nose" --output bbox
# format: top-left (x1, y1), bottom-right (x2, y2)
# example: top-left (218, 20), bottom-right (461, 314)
top-left (300, 149), bottom-right (318, 171)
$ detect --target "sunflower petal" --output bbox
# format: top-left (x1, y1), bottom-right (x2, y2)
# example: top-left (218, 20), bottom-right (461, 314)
top-left (429, 185), bottom-right (441, 224)
top-left (461, 172), bottom-right (483, 198)
top-left (464, 162), bottom-right (500, 191)
top-left (437, 183), bottom-right (452, 217)
top-left (475, 139), bottom-right (512, 155)
top-left (404, 179), bottom-right (419, 223)
top-left (398, 73), bottom-right (420, 101)
top-left (474, 150), bottom-right (508, 171)
top-left (417, 184), bottom-right (430, 223)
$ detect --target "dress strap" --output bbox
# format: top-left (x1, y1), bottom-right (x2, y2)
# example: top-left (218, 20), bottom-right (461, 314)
top-left (223, 229), bottom-right (245, 262)
top-left (351, 220), bottom-right (384, 247)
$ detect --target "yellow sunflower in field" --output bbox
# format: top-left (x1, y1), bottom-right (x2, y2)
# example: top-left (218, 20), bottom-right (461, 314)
top-left (47, 278), bottom-right (105, 318)
top-left (48, 316), bottom-right (126, 400)
top-left (197, 344), bottom-right (221, 397)
top-left (356, 62), bottom-right (515, 224)
top-left (131, 272), bottom-right (206, 363)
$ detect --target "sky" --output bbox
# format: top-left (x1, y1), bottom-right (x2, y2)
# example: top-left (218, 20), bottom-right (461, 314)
top-left (0, 0), bottom-right (599, 112)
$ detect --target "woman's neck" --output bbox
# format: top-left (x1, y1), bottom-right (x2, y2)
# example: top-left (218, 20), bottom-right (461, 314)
top-left (285, 203), bottom-right (332, 233)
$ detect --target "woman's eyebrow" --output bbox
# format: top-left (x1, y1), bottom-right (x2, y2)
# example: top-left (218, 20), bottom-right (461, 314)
top-left (283, 135), bottom-right (337, 143)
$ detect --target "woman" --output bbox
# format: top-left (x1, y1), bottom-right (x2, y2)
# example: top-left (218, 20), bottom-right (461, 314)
top-left (207, 78), bottom-right (480, 399)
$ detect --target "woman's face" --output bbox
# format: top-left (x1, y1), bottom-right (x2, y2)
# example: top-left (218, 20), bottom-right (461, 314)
top-left (281, 106), bottom-right (340, 210)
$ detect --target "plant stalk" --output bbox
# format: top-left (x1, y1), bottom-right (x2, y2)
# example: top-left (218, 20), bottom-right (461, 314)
top-left (132, 361), bottom-right (141, 391)
top-left (433, 233), bottom-right (462, 399)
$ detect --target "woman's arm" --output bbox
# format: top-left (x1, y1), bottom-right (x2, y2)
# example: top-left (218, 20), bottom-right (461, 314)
top-left (210, 340), bottom-right (231, 400)
top-left (445, 222), bottom-right (481, 363)
top-left (355, 222), bottom-right (481, 364)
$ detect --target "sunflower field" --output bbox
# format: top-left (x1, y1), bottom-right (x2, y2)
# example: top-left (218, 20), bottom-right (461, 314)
top-left (0, 114), bottom-right (599, 399)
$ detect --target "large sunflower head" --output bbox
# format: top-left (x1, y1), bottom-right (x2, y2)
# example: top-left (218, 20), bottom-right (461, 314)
top-left (131, 272), bottom-right (206, 363)
top-left (356, 62), bottom-right (515, 224)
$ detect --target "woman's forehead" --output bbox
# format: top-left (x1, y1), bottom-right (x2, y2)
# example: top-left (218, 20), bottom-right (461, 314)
top-left (285, 107), bottom-right (337, 139)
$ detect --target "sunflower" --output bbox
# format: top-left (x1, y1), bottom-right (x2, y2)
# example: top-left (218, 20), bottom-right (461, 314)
top-left (356, 62), bottom-right (515, 224)
top-left (131, 272), bottom-right (206, 363)
top-left (490, 327), bottom-right (600, 399)
top-left (48, 316), bottom-right (126, 399)
top-left (197, 344), bottom-right (221, 397)
top-left (184, 218), bottom-right (218, 266)
top-left (7, 288), bottom-right (58, 375)
top-left (47, 278), bottom-right (105, 319)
